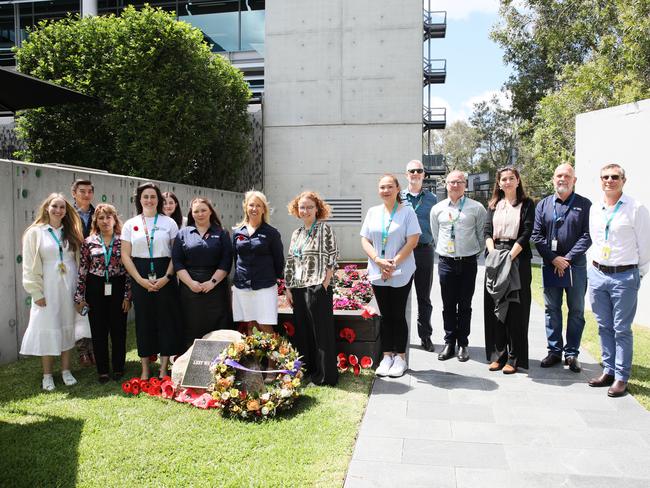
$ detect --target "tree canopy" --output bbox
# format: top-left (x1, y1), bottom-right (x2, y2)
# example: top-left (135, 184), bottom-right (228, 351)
top-left (15, 5), bottom-right (251, 188)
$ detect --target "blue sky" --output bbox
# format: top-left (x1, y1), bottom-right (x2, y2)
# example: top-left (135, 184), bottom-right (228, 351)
top-left (424, 0), bottom-right (512, 122)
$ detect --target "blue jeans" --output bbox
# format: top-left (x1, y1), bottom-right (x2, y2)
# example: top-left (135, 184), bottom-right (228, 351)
top-left (588, 266), bottom-right (640, 382)
top-left (543, 264), bottom-right (587, 358)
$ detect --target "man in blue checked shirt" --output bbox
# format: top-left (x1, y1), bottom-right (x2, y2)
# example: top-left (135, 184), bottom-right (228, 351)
top-left (401, 160), bottom-right (437, 352)
top-left (531, 164), bottom-right (591, 373)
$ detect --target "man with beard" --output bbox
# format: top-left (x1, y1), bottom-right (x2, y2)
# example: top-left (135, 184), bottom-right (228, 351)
top-left (531, 164), bottom-right (591, 372)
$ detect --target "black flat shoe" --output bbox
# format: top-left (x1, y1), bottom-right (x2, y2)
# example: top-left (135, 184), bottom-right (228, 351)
top-left (421, 337), bottom-right (435, 352)
top-left (457, 346), bottom-right (469, 362)
top-left (438, 344), bottom-right (455, 361)
top-left (565, 356), bottom-right (582, 373)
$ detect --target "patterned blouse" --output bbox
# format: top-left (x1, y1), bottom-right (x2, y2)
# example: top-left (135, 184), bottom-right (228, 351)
top-left (75, 234), bottom-right (132, 303)
top-left (284, 221), bottom-right (339, 288)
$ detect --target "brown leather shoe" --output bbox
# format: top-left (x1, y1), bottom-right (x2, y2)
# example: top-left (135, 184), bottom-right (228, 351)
top-left (502, 364), bottom-right (517, 375)
top-left (607, 380), bottom-right (627, 397)
top-left (588, 373), bottom-right (615, 387)
top-left (488, 361), bottom-right (504, 371)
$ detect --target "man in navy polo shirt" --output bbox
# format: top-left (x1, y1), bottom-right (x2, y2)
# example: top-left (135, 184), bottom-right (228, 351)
top-left (531, 163), bottom-right (591, 372)
top-left (401, 160), bottom-right (437, 352)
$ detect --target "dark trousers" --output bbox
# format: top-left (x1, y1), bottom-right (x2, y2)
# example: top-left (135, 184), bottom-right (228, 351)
top-left (413, 244), bottom-right (434, 339)
top-left (291, 285), bottom-right (338, 386)
top-left (438, 256), bottom-right (477, 347)
top-left (372, 278), bottom-right (413, 354)
top-left (85, 273), bottom-right (128, 376)
top-left (132, 257), bottom-right (182, 357)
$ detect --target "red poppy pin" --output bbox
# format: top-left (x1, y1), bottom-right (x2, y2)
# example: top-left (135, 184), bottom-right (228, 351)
top-left (133, 226), bottom-right (139, 231)
top-left (237, 235), bottom-right (246, 241)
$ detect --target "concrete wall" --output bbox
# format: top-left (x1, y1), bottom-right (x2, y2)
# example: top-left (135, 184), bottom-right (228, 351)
top-left (264, 0), bottom-right (423, 258)
top-left (575, 98), bottom-right (650, 327)
top-left (0, 159), bottom-right (244, 364)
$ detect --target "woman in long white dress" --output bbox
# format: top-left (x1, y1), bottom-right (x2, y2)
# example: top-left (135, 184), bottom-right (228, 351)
top-left (21, 193), bottom-right (87, 391)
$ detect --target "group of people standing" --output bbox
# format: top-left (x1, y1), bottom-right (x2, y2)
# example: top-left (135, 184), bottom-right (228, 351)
top-left (368, 159), bottom-right (648, 398)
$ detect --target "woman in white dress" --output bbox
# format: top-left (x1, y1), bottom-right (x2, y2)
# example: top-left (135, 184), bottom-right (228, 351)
top-left (21, 193), bottom-right (87, 391)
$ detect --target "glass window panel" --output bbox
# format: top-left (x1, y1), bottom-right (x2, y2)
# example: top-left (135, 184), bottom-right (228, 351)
top-left (0, 4), bottom-right (15, 65)
top-left (240, 7), bottom-right (263, 54)
top-left (178, 0), bottom-right (240, 53)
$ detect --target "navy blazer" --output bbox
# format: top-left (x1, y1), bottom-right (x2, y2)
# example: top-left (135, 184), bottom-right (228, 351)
top-left (232, 222), bottom-right (284, 290)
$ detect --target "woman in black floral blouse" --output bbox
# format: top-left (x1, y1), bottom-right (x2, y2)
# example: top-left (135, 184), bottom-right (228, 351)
top-left (284, 191), bottom-right (339, 386)
top-left (75, 204), bottom-right (132, 383)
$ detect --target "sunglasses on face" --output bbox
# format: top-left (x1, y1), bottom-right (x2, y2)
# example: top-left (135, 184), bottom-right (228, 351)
top-left (601, 174), bottom-right (621, 181)
top-left (408, 168), bottom-right (424, 174)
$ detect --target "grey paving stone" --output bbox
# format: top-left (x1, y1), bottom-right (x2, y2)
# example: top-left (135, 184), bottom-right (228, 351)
top-left (493, 405), bottom-right (588, 427)
top-left (526, 391), bottom-right (617, 412)
top-left (363, 397), bottom-right (408, 418)
top-left (448, 389), bottom-right (533, 407)
top-left (360, 416), bottom-right (452, 440)
top-left (402, 439), bottom-right (508, 468)
top-left (351, 435), bottom-right (403, 462)
top-left (407, 400), bottom-right (495, 423)
top-left (345, 461), bottom-right (455, 488)
top-left (456, 468), bottom-right (650, 488)
top-left (504, 445), bottom-right (619, 476)
top-left (577, 407), bottom-right (650, 431)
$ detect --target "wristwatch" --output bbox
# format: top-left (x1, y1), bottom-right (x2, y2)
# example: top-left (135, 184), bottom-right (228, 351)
top-left (211, 278), bottom-right (217, 284)
top-left (166, 273), bottom-right (174, 280)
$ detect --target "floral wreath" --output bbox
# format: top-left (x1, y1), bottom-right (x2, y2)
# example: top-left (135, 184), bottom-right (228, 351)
top-left (209, 329), bottom-right (304, 420)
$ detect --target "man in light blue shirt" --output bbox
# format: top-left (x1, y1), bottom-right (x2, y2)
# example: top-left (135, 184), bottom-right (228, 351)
top-left (401, 159), bottom-right (437, 352)
top-left (430, 170), bottom-right (486, 362)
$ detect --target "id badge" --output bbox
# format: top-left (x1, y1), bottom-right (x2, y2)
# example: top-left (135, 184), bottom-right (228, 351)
top-left (104, 283), bottom-right (112, 296)
top-left (551, 239), bottom-right (558, 252)
top-left (294, 267), bottom-right (303, 281)
top-left (601, 245), bottom-right (611, 260)
top-left (58, 262), bottom-right (67, 274)
top-left (148, 272), bottom-right (157, 281)
top-left (446, 240), bottom-right (455, 254)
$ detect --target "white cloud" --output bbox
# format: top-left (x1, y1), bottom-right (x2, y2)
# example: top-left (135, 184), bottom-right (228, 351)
top-left (424, 90), bottom-right (512, 124)
top-left (427, 0), bottom-right (500, 21)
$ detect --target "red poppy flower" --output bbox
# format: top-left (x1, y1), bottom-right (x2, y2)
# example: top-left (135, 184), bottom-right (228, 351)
top-left (140, 380), bottom-right (150, 394)
top-left (360, 356), bottom-right (373, 369)
top-left (339, 327), bottom-right (356, 344)
top-left (121, 381), bottom-right (132, 394)
top-left (149, 377), bottom-right (161, 388)
top-left (133, 226), bottom-right (139, 231)
top-left (161, 375), bottom-right (171, 383)
top-left (337, 355), bottom-right (348, 370)
top-left (148, 354), bottom-right (158, 363)
top-left (160, 380), bottom-right (175, 399)
top-left (283, 321), bottom-right (295, 337)
top-left (148, 385), bottom-right (162, 397)
top-left (348, 354), bottom-right (359, 367)
top-left (337, 352), bottom-right (347, 361)
top-left (131, 384), bottom-right (141, 396)
top-left (237, 235), bottom-right (246, 241)
top-left (353, 364), bottom-right (361, 376)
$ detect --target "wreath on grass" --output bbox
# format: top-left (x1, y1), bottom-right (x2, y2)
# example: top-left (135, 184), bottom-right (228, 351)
top-left (209, 329), bottom-right (304, 420)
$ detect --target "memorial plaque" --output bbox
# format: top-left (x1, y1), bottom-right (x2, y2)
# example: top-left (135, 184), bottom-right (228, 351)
top-left (181, 339), bottom-right (231, 389)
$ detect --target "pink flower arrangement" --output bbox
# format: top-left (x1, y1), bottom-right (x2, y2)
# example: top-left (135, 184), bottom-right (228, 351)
top-left (333, 297), bottom-right (363, 310)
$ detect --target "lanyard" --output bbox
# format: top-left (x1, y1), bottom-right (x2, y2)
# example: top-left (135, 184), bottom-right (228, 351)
top-left (604, 200), bottom-right (623, 241)
top-left (448, 197), bottom-right (466, 239)
top-left (47, 227), bottom-right (64, 263)
top-left (292, 220), bottom-right (317, 257)
top-left (380, 201), bottom-right (399, 257)
top-left (101, 235), bottom-right (115, 282)
top-left (141, 214), bottom-right (158, 274)
top-left (552, 193), bottom-right (575, 238)
top-left (409, 192), bottom-right (425, 212)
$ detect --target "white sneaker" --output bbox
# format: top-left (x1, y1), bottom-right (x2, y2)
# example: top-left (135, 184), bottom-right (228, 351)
top-left (375, 356), bottom-right (394, 377)
top-left (42, 375), bottom-right (55, 391)
top-left (388, 356), bottom-right (408, 378)
top-left (62, 370), bottom-right (77, 386)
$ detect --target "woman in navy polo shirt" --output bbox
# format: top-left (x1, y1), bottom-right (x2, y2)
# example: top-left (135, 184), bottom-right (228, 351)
top-left (232, 191), bottom-right (284, 335)
top-left (172, 198), bottom-right (233, 349)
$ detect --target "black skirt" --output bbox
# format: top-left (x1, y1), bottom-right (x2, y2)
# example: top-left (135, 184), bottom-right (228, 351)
top-left (131, 257), bottom-right (182, 357)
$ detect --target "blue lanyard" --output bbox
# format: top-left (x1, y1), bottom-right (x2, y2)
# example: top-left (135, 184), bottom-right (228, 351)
top-left (552, 193), bottom-right (576, 238)
top-left (409, 192), bottom-right (425, 212)
top-left (101, 235), bottom-right (115, 282)
top-left (604, 200), bottom-right (623, 241)
top-left (47, 227), bottom-right (64, 263)
top-left (141, 214), bottom-right (158, 274)
top-left (449, 197), bottom-right (466, 240)
top-left (381, 201), bottom-right (399, 257)
top-left (292, 220), bottom-right (317, 257)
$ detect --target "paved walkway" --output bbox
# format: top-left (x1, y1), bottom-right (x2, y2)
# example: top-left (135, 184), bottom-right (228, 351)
top-left (345, 265), bottom-right (650, 488)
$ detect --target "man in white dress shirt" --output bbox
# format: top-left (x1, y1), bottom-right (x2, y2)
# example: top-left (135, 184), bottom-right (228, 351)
top-left (587, 163), bottom-right (650, 397)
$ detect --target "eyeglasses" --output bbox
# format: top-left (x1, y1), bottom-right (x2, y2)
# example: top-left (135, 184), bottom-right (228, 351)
top-left (298, 206), bottom-right (316, 211)
top-left (407, 169), bottom-right (424, 174)
top-left (447, 180), bottom-right (466, 186)
top-left (601, 174), bottom-right (621, 181)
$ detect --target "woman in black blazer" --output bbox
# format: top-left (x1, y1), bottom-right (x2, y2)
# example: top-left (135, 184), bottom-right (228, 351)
top-left (483, 167), bottom-right (534, 373)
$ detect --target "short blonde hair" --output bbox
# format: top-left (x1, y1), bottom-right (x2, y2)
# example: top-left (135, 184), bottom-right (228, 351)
top-left (237, 190), bottom-right (271, 227)
top-left (90, 204), bottom-right (122, 235)
top-left (287, 191), bottom-right (332, 220)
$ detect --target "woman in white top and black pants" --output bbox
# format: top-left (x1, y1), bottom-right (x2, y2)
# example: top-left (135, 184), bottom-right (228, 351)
top-left (121, 182), bottom-right (182, 380)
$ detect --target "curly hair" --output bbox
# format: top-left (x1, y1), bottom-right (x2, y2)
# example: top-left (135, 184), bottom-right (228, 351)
top-left (287, 191), bottom-right (331, 220)
top-left (90, 204), bottom-right (122, 235)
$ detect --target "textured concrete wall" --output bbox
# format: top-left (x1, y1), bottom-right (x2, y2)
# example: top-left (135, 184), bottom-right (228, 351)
top-left (0, 159), bottom-right (244, 364)
top-left (264, 0), bottom-right (422, 258)
top-left (575, 99), bottom-right (650, 327)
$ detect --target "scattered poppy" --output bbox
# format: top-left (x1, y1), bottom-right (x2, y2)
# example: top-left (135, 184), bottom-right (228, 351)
top-left (348, 354), bottom-right (359, 367)
top-left (360, 356), bottom-right (373, 369)
top-left (283, 321), bottom-right (295, 337)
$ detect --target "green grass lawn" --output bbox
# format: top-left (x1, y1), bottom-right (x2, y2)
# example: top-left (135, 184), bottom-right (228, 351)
top-left (0, 327), bottom-right (373, 488)
top-left (531, 266), bottom-right (650, 410)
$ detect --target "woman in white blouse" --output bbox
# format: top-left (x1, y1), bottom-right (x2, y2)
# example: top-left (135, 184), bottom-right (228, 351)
top-left (122, 182), bottom-right (182, 380)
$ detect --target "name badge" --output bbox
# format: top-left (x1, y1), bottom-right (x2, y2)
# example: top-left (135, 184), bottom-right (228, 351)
top-left (104, 283), bottom-right (112, 296)
top-left (294, 267), bottom-right (303, 282)
top-left (148, 272), bottom-right (157, 281)
top-left (601, 245), bottom-right (611, 260)
top-left (551, 239), bottom-right (558, 252)
top-left (446, 240), bottom-right (455, 254)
